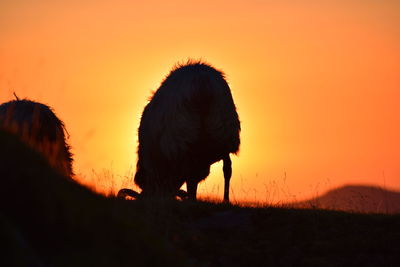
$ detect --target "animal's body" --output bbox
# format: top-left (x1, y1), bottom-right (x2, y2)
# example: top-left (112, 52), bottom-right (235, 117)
top-left (0, 99), bottom-right (73, 177)
top-left (133, 61), bottom-right (240, 201)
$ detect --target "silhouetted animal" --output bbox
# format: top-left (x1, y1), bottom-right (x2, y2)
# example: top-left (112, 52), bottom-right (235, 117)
top-left (121, 61), bottom-right (240, 201)
top-left (0, 98), bottom-right (73, 177)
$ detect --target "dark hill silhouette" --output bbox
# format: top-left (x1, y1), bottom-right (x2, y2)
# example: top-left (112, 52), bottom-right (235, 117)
top-left (2, 129), bottom-right (400, 265)
top-left (292, 185), bottom-right (400, 214)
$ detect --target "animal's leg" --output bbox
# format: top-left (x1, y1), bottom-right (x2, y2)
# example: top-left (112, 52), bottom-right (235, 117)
top-left (117, 188), bottom-right (140, 199)
top-left (223, 154), bottom-right (232, 202)
top-left (176, 189), bottom-right (188, 200)
top-left (187, 180), bottom-right (198, 201)
top-left (186, 166), bottom-right (210, 201)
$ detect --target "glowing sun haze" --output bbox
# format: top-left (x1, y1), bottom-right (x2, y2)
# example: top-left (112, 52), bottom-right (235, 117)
top-left (1, 0), bottom-right (399, 202)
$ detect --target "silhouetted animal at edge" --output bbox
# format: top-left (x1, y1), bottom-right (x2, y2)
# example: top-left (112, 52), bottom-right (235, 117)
top-left (119, 61), bottom-right (240, 202)
top-left (0, 97), bottom-right (73, 178)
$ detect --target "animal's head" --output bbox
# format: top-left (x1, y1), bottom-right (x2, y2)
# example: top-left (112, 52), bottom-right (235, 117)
top-left (117, 185), bottom-right (188, 201)
top-left (133, 168), bottom-right (186, 200)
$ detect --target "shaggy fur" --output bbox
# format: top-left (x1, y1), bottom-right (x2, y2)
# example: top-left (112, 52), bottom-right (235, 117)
top-left (0, 99), bottom-right (73, 178)
top-left (134, 61), bottom-right (240, 201)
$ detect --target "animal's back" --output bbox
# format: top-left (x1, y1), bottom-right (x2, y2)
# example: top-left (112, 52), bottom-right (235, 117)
top-left (0, 99), bottom-right (73, 177)
top-left (140, 62), bottom-right (239, 160)
top-left (0, 100), bottom-right (63, 141)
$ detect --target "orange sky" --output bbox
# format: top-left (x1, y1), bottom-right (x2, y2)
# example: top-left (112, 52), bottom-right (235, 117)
top-left (1, 0), bottom-right (399, 203)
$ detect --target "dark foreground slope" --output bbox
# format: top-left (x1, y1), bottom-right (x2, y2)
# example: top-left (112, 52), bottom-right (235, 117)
top-left (0, 130), bottom-right (185, 267)
top-left (1, 130), bottom-right (400, 267)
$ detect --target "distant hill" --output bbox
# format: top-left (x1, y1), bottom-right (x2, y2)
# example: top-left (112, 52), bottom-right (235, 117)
top-left (292, 185), bottom-right (400, 214)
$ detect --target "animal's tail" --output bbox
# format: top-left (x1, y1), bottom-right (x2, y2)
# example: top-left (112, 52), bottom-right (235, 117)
top-left (223, 154), bottom-right (232, 202)
top-left (13, 92), bottom-right (20, 100)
